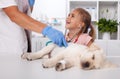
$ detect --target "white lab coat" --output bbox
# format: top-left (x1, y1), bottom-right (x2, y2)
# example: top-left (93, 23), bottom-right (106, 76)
top-left (0, 0), bottom-right (31, 54)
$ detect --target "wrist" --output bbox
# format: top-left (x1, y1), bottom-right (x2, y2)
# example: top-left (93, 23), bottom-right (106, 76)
top-left (42, 26), bottom-right (52, 36)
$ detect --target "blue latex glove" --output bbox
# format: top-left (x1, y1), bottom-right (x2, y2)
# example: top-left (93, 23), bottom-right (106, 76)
top-left (42, 26), bottom-right (68, 47)
top-left (28, 0), bottom-right (35, 7)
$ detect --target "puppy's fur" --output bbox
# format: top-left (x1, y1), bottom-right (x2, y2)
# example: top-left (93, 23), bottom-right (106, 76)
top-left (21, 43), bottom-right (118, 71)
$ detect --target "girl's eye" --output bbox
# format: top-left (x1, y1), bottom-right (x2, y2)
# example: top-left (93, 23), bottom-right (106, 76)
top-left (68, 14), bottom-right (70, 17)
top-left (67, 13), bottom-right (75, 18)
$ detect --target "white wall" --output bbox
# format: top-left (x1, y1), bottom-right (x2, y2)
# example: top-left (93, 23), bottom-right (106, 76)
top-left (31, 0), bottom-right (67, 19)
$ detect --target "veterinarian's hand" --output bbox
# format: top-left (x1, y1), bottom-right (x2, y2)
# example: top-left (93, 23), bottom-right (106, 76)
top-left (28, 0), bottom-right (35, 7)
top-left (42, 26), bottom-right (68, 47)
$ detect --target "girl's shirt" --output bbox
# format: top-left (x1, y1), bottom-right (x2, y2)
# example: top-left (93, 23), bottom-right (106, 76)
top-left (73, 33), bottom-right (101, 51)
top-left (73, 33), bottom-right (92, 46)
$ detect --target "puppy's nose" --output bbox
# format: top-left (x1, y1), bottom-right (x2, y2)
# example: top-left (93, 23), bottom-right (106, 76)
top-left (82, 61), bottom-right (90, 68)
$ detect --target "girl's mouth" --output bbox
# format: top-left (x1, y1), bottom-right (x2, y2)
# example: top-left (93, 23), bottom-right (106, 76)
top-left (66, 21), bottom-right (70, 24)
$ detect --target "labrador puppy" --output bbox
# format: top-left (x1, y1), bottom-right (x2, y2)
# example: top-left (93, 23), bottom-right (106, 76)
top-left (21, 43), bottom-right (118, 71)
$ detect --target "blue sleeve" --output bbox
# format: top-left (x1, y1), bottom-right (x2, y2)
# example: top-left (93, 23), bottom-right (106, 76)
top-left (28, 0), bottom-right (35, 7)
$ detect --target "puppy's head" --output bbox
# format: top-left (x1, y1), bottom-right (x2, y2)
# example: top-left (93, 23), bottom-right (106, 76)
top-left (80, 49), bottom-right (105, 70)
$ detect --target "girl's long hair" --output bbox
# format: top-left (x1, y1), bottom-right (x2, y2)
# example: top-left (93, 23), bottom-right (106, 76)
top-left (75, 8), bottom-right (96, 41)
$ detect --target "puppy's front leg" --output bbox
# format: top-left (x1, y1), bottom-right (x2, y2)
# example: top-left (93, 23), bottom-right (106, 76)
top-left (42, 52), bottom-right (65, 68)
top-left (55, 58), bottom-right (75, 71)
top-left (21, 44), bottom-right (56, 61)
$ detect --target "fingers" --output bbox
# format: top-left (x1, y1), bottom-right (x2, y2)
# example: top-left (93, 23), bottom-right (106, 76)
top-left (54, 37), bottom-right (62, 47)
top-left (62, 37), bottom-right (68, 47)
top-left (54, 36), bottom-right (68, 47)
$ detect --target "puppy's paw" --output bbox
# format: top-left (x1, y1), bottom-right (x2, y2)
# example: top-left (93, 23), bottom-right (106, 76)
top-left (55, 60), bottom-right (66, 71)
top-left (42, 64), bottom-right (48, 68)
top-left (21, 52), bottom-right (32, 61)
top-left (42, 60), bottom-right (54, 68)
top-left (42, 61), bottom-right (50, 68)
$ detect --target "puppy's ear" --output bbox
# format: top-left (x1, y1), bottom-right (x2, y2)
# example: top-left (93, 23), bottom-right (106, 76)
top-left (92, 55), bottom-right (95, 60)
top-left (93, 50), bottom-right (106, 69)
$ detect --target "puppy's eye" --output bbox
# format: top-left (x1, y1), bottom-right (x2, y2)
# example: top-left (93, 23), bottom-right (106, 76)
top-left (92, 55), bottom-right (95, 60)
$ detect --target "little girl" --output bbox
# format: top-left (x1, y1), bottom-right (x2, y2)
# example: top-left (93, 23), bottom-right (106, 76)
top-left (65, 8), bottom-right (99, 50)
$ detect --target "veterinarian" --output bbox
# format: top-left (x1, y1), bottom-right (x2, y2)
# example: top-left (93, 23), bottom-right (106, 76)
top-left (0, 0), bottom-right (68, 53)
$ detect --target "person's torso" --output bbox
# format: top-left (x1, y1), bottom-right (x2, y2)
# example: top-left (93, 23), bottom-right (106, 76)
top-left (0, 0), bottom-right (30, 53)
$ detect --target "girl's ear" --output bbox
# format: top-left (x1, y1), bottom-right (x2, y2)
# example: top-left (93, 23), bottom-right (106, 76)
top-left (77, 24), bottom-right (81, 28)
top-left (78, 22), bottom-right (85, 28)
top-left (81, 22), bottom-right (85, 27)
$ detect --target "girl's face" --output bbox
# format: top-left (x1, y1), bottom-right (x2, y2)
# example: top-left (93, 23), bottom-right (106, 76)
top-left (65, 10), bottom-right (84, 30)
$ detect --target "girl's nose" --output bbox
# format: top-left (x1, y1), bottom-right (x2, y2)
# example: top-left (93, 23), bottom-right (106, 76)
top-left (67, 16), bottom-right (71, 20)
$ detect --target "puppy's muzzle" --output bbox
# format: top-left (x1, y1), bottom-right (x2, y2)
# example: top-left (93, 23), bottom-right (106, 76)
top-left (81, 61), bottom-right (93, 70)
top-left (82, 61), bottom-right (90, 68)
